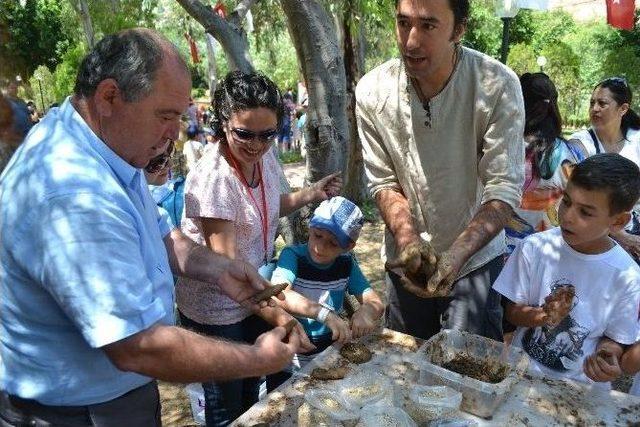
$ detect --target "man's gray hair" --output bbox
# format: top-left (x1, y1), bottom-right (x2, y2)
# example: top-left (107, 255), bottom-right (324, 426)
top-left (74, 29), bottom-right (184, 102)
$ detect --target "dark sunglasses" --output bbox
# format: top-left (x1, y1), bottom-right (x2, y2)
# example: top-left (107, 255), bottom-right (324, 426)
top-left (229, 127), bottom-right (278, 145)
top-left (145, 140), bottom-right (175, 174)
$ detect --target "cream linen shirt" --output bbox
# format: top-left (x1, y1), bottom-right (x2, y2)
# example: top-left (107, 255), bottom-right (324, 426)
top-left (356, 47), bottom-right (525, 277)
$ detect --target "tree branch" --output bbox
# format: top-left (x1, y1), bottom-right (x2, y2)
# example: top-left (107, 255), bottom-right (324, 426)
top-left (228, 0), bottom-right (260, 27)
top-left (175, 0), bottom-right (254, 73)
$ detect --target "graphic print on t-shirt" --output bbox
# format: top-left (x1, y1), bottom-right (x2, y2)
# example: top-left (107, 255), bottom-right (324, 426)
top-left (521, 279), bottom-right (590, 372)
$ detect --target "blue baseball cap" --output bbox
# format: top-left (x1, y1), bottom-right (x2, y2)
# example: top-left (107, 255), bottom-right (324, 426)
top-left (309, 196), bottom-right (364, 249)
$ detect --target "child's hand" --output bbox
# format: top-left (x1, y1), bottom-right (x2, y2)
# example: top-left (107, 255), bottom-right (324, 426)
top-left (325, 312), bottom-right (351, 344)
top-left (350, 305), bottom-right (378, 338)
top-left (542, 285), bottom-right (575, 327)
top-left (583, 349), bottom-right (622, 382)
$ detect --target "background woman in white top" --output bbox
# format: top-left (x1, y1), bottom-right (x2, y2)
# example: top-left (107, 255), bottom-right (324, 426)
top-left (569, 77), bottom-right (640, 258)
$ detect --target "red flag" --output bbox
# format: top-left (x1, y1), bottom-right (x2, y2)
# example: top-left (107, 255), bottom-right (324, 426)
top-left (606, 0), bottom-right (636, 31)
top-left (213, 1), bottom-right (227, 18)
top-left (184, 32), bottom-right (200, 64)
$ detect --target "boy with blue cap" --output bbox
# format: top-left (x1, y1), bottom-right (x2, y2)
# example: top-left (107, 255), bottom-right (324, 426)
top-left (271, 196), bottom-right (384, 365)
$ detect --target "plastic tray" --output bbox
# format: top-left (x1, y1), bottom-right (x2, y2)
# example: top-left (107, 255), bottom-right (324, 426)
top-left (304, 389), bottom-right (358, 422)
top-left (338, 370), bottom-right (391, 408)
top-left (359, 403), bottom-right (416, 427)
top-left (412, 329), bottom-right (529, 418)
top-left (404, 385), bottom-right (462, 423)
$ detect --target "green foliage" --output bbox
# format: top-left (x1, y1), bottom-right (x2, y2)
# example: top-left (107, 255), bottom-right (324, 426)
top-left (27, 65), bottom-right (55, 112)
top-left (278, 150), bottom-right (303, 164)
top-left (252, 31), bottom-right (299, 92)
top-left (601, 45), bottom-right (640, 111)
top-left (0, 0), bottom-right (73, 79)
top-left (506, 42), bottom-right (536, 74)
top-left (53, 43), bottom-right (87, 102)
top-left (87, 0), bottom-right (157, 38)
top-left (359, 197), bottom-right (380, 223)
top-left (464, 0), bottom-right (502, 58)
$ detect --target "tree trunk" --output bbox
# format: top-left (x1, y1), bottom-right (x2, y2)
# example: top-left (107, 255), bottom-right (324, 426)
top-left (341, 0), bottom-right (367, 205)
top-left (175, 0), bottom-right (254, 73)
top-left (69, 0), bottom-right (95, 48)
top-left (280, 0), bottom-right (348, 186)
top-left (205, 33), bottom-right (218, 96)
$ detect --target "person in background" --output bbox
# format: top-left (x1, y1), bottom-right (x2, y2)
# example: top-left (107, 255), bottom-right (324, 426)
top-left (183, 123), bottom-right (205, 172)
top-left (569, 77), bottom-right (640, 260)
top-left (278, 92), bottom-right (295, 153)
top-left (144, 139), bottom-right (185, 228)
top-left (0, 93), bottom-right (20, 174)
top-left (504, 72), bottom-right (585, 254)
top-left (26, 101), bottom-right (39, 124)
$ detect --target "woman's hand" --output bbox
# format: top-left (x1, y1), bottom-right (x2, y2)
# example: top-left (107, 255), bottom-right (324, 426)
top-left (310, 172), bottom-right (342, 201)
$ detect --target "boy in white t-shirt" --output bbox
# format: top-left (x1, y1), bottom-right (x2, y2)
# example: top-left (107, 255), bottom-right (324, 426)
top-left (493, 153), bottom-right (640, 386)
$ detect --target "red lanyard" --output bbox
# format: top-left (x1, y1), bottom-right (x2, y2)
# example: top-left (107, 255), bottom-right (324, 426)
top-left (227, 150), bottom-right (269, 263)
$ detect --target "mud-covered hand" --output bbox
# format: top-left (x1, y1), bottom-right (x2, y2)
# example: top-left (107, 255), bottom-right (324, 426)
top-left (425, 248), bottom-right (466, 297)
top-left (310, 172), bottom-right (342, 201)
top-left (385, 240), bottom-right (439, 298)
top-left (350, 304), bottom-right (378, 338)
top-left (542, 285), bottom-right (575, 327)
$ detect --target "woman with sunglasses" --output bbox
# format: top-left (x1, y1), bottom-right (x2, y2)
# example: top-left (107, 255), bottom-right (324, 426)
top-left (569, 77), bottom-right (640, 258)
top-left (175, 71), bottom-right (340, 426)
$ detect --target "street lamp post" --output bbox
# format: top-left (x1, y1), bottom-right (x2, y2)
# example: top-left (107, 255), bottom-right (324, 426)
top-left (36, 76), bottom-right (45, 114)
top-left (537, 56), bottom-right (547, 73)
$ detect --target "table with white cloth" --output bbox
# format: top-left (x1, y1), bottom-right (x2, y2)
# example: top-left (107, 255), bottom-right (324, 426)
top-left (232, 329), bottom-right (640, 426)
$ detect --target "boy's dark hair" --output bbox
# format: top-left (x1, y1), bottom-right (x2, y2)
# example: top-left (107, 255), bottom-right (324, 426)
top-left (569, 153), bottom-right (640, 214)
top-left (210, 71), bottom-right (284, 143)
top-left (395, 0), bottom-right (470, 29)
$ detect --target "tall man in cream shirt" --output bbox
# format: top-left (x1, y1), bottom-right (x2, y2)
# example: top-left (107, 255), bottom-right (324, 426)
top-left (356, 0), bottom-right (525, 340)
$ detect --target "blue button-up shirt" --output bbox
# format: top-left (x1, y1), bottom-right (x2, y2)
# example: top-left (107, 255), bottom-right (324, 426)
top-left (0, 98), bottom-right (175, 405)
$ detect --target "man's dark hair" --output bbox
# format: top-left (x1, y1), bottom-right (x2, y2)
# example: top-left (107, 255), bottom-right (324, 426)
top-left (210, 71), bottom-right (284, 142)
top-left (395, 0), bottom-right (470, 28)
top-left (569, 153), bottom-right (640, 214)
top-left (74, 29), bottom-right (184, 102)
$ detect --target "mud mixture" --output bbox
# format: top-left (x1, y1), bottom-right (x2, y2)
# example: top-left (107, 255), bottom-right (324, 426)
top-left (439, 353), bottom-right (509, 384)
top-left (339, 342), bottom-right (373, 364)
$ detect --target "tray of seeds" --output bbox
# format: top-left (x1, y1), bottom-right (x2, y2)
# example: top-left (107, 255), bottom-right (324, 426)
top-left (404, 385), bottom-right (462, 424)
top-left (412, 329), bottom-right (529, 418)
top-left (358, 403), bottom-right (416, 427)
top-left (338, 370), bottom-right (392, 409)
top-left (304, 388), bottom-right (359, 423)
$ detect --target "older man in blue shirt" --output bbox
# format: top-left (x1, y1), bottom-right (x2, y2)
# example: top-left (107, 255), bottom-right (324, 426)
top-left (0, 29), bottom-right (304, 426)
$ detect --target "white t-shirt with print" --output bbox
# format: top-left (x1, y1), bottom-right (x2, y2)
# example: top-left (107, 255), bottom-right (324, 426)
top-left (493, 227), bottom-right (640, 386)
